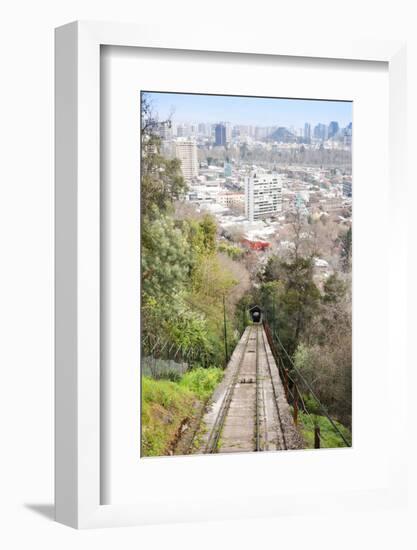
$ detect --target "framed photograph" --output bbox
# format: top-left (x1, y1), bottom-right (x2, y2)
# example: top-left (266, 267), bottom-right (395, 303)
top-left (55, 21), bottom-right (407, 528)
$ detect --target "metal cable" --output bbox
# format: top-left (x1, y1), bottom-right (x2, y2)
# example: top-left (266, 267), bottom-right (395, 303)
top-left (272, 330), bottom-right (350, 447)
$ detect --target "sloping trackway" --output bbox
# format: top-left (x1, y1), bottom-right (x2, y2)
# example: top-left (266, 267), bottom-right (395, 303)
top-left (200, 325), bottom-right (303, 454)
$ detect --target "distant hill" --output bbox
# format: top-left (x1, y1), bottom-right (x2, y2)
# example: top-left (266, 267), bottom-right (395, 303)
top-left (268, 127), bottom-right (297, 143)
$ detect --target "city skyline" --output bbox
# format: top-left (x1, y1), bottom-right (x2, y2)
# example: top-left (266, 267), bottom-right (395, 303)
top-left (145, 91), bottom-right (352, 128)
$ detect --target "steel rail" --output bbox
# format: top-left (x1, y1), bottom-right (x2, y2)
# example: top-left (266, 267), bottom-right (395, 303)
top-left (260, 327), bottom-right (288, 450)
top-left (255, 326), bottom-right (261, 451)
top-left (265, 323), bottom-right (320, 443)
top-left (204, 326), bottom-right (253, 453)
top-left (261, 367), bottom-right (269, 451)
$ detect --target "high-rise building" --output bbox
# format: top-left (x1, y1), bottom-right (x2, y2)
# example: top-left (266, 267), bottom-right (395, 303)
top-left (198, 123), bottom-right (209, 136)
top-left (255, 126), bottom-right (268, 140)
top-left (314, 123), bottom-right (328, 141)
top-left (234, 125), bottom-right (250, 139)
top-left (224, 162), bottom-right (232, 178)
top-left (328, 121), bottom-right (340, 139)
top-left (245, 173), bottom-right (283, 222)
top-left (156, 122), bottom-right (172, 140)
top-left (174, 139), bottom-right (198, 181)
top-left (304, 122), bottom-right (311, 142)
top-left (215, 124), bottom-right (226, 146)
top-left (224, 122), bottom-right (232, 145)
top-left (342, 177), bottom-right (352, 197)
top-left (176, 123), bottom-right (192, 138)
top-left (343, 122), bottom-right (352, 147)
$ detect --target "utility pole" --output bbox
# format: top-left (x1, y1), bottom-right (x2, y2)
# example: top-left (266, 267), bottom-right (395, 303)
top-left (223, 295), bottom-right (229, 366)
top-left (314, 426), bottom-right (321, 449)
top-left (293, 384), bottom-right (298, 426)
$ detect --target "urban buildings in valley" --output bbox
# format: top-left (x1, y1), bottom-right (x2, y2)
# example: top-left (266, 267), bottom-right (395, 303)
top-left (328, 121), bottom-right (340, 139)
top-left (224, 162), bottom-right (232, 177)
top-left (153, 101), bottom-right (351, 252)
top-left (245, 173), bottom-right (283, 222)
top-left (314, 122), bottom-right (328, 141)
top-left (342, 176), bottom-right (352, 197)
top-left (174, 138), bottom-right (198, 181)
top-left (304, 122), bottom-right (311, 142)
top-left (215, 123), bottom-right (226, 146)
top-left (217, 191), bottom-right (245, 212)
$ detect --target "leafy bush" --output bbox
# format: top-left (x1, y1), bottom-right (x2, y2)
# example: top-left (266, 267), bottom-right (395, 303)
top-left (141, 377), bottom-right (195, 456)
top-left (180, 367), bottom-right (224, 400)
top-left (142, 357), bottom-right (188, 382)
top-left (141, 367), bottom-right (223, 456)
top-left (300, 392), bottom-right (323, 416)
top-left (296, 411), bottom-right (352, 449)
top-left (218, 242), bottom-right (244, 260)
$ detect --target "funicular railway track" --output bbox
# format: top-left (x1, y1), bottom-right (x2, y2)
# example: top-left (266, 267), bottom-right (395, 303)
top-left (204, 324), bottom-right (293, 454)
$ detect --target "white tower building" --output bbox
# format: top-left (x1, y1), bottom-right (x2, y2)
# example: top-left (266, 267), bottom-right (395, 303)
top-left (174, 139), bottom-right (198, 181)
top-left (245, 173), bottom-right (283, 222)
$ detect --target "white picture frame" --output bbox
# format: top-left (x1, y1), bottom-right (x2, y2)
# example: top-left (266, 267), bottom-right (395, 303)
top-left (55, 20), bottom-right (407, 529)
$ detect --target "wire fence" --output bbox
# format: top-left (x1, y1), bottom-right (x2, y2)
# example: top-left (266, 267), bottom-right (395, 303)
top-left (141, 332), bottom-right (213, 381)
top-left (142, 356), bottom-right (189, 381)
top-left (263, 319), bottom-right (351, 448)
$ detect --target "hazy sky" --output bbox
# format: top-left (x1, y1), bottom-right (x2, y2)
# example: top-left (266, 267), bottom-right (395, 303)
top-left (144, 91), bottom-right (352, 128)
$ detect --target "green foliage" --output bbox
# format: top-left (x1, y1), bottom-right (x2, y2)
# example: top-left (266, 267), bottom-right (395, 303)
top-left (254, 243), bottom-right (351, 428)
top-left (301, 392), bottom-right (323, 416)
top-left (142, 214), bottom-right (192, 298)
top-left (262, 255), bottom-right (282, 282)
top-left (141, 376), bottom-right (195, 456)
top-left (323, 273), bottom-right (346, 303)
top-left (198, 215), bottom-right (217, 254)
top-left (293, 343), bottom-right (316, 384)
top-left (142, 208), bottom-right (242, 368)
top-left (180, 367), bottom-right (224, 400)
top-left (292, 343), bottom-right (312, 375)
top-left (218, 242), bottom-right (244, 260)
top-left (167, 311), bottom-right (212, 357)
top-left (235, 294), bottom-right (254, 334)
top-left (141, 96), bottom-right (246, 370)
top-left (142, 357), bottom-right (188, 382)
top-left (141, 368), bottom-right (223, 456)
top-left (141, 94), bottom-right (187, 216)
top-left (191, 253), bottom-right (237, 297)
top-left (141, 153), bottom-right (187, 216)
top-left (184, 214), bottom-right (218, 281)
top-left (259, 255), bottom-right (321, 356)
top-left (294, 337), bottom-right (352, 427)
top-left (296, 411), bottom-right (352, 449)
top-left (339, 226), bottom-right (352, 271)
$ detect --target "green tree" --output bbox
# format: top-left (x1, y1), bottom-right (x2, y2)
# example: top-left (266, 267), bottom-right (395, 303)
top-left (260, 255), bottom-right (321, 357)
top-left (140, 94), bottom-right (251, 371)
top-left (339, 227), bottom-right (352, 272)
top-left (141, 93), bottom-right (187, 216)
top-left (142, 215), bottom-right (192, 299)
top-left (322, 274), bottom-right (346, 304)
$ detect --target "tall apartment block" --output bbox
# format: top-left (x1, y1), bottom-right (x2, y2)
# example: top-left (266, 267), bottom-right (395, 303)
top-left (214, 124), bottom-right (226, 146)
top-left (174, 139), bottom-right (198, 181)
top-left (342, 176), bottom-right (352, 197)
top-left (245, 173), bottom-right (283, 222)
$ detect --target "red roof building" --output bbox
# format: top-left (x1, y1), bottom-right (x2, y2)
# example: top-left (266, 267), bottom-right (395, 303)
top-left (242, 239), bottom-right (271, 251)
